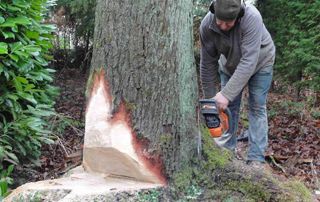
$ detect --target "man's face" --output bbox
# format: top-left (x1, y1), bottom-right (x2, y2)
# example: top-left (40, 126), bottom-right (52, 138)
top-left (216, 18), bottom-right (236, 32)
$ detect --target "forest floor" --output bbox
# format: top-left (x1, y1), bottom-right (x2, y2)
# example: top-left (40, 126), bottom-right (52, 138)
top-left (12, 68), bottom-right (320, 198)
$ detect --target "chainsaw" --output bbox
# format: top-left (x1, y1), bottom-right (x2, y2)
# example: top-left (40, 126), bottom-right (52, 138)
top-left (199, 99), bottom-right (232, 138)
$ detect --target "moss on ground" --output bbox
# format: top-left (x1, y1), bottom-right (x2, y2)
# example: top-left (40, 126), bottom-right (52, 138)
top-left (137, 189), bottom-right (161, 202)
top-left (226, 180), bottom-right (272, 201)
top-left (169, 125), bottom-right (312, 201)
top-left (200, 126), bottom-right (233, 171)
top-left (278, 180), bottom-right (312, 202)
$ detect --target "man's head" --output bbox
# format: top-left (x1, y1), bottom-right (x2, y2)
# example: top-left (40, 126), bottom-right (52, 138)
top-left (214, 0), bottom-right (241, 31)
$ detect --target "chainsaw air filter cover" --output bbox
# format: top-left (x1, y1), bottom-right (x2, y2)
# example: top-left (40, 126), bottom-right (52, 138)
top-left (200, 102), bottom-right (220, 129)
top-left (204, 114), bottom-right (220, 129)
top-left (199, 99), bottom-right (232, 138)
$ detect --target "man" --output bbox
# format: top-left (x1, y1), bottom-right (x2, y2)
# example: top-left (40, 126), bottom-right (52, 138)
top-left (199, 0), bottom-right (275, 167)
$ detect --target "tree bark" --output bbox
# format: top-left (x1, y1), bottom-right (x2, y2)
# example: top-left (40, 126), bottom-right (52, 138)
top-left (89, 0), bottom-right (198, 179)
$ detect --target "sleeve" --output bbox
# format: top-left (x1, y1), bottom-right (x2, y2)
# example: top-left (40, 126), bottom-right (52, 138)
top-left (221, 12), bottom-right (263, 101)
top-left (199, 25), bottom-right (220, 99)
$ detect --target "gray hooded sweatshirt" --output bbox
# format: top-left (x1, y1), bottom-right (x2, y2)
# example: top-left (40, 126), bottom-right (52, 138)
top-left (200, 4), bottom-right (275, 101)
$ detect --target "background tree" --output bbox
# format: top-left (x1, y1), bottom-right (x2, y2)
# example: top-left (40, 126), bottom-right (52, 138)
top-left (52, 0), bottom-right (96, 70)
top-left (259, 0), bottom-right (320, 102)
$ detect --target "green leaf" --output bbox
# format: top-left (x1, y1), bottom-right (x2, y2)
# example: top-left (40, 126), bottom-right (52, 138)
top-left (1, 16), bottom-right (31, 29)
top-left (0, 146), bottom-right (5, 160)
top-left (35, 56), bottom-right (48, 66)
top-left (16, 76), bottom-right (28, 84)
top-left (6, 5), bottom-right (22, 12)
top-left (41, 24), bottom-right (56, 33)
top-left (26, 31), bottom-right (39, 39)
top-left (6, 94), bottom-right (19, 101)
top-left (40, 72), bottom-right (52, 81)
top-left (9, 54), bottom-right (19, 62)
top-left (30, 138), bottom-right (42, 147)
top-left (16, 142), bottom-right (26, 156)
top-left (46, 68), bottom-right (56, 73)
top-left (24, 45), bottom-right (41, 56)
top-left (11, 26), bottom-right (18, 33)
top-left (26, 106), bottom-right (55, 117)
top-left (39, 137), bottom-right (55, 144)
top-left (16, 34), bottom-right (28, 45)
top-left (6, 165), bottom-right (14, 176)
top-left (17, 92), bottom-right (37, 104)
top-left (25, 84), bottom-right (35, 91)
top-left (10, 42), bottom-right (23, 53)
top-left (4, 70), bottom-right (9, 80)
top-left (0, 19), bottom-right (15, 27)
top-left (0, 181), bottom-right (8, 196)
top-left (5, 152), bottom-right (19, 164)
top-left (13, 0), bottom-right (31, 8)
top-left (16, 16), bottom-right (31, 25)
top-left (0, 17), bottom-right (4, 24)
top-left (15, 50), bottom-right (28, 58)
top-left (0, 42), bottom-right (8, 54)
top-left (1, 31), bottom-right (15, 39)
top-left (13, 78), bottom-right (23, 91)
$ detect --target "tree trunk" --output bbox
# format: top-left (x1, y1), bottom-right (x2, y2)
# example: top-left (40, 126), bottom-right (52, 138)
top-left (89, 0), bottom-right (198, 180)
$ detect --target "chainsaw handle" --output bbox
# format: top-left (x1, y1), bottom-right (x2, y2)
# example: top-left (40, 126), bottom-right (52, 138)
top-left (199, 99), bottom-right (216, 106)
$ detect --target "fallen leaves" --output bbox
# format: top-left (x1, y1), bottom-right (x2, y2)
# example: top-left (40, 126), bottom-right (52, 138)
top-left (267, 93), bottom-right (320, 190)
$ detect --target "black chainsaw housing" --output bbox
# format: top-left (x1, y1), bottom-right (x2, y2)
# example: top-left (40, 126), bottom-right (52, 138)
top-left (199, 99), bottom-right (220, 129)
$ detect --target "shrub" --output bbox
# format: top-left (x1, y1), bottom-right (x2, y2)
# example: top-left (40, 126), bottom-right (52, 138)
top-left (0, 165), bottom-right (14, 199)
top-left (0, 0), bottom-right (58, 167)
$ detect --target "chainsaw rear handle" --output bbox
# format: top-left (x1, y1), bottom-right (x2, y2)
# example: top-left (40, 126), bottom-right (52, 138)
top-left (199, 99), bottom-right (232, 134)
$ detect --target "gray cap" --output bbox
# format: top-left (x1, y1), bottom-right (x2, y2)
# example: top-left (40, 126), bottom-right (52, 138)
top-left (214, 0), bottom-right (241, 21)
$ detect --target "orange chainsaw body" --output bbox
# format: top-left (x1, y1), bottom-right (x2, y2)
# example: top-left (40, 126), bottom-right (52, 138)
top-left (200, 99), bottom-right (232, 138)
top-left (208, 111), bottom-right (229, 138)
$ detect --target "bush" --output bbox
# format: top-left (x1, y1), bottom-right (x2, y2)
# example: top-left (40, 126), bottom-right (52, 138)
top-left (0, 165), bottom-right (14, 199)
top-left (0, 0), bottom-right (58, 168)
top-left (259, 0), bottom-right (320, 92)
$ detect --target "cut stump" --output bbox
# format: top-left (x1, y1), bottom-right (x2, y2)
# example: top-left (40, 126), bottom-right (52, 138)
top-left (4, 166), bottom-right (162, 202)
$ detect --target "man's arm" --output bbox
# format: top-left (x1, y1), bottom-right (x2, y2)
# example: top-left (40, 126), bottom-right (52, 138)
top-left (221, 9), bottom-right (264, 102)
top-left (199, 24), bottom-right (220, 99)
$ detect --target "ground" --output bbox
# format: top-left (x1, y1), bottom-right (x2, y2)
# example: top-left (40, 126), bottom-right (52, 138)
top-left (12, 68), bottom-right (320, 199)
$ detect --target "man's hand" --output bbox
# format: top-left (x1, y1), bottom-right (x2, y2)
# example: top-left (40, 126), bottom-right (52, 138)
top-left (214, 92), bottom-right (229, 110)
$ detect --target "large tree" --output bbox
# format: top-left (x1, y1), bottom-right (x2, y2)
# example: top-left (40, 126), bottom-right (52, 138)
top-left (88, 0), bottom-right (198, 180)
